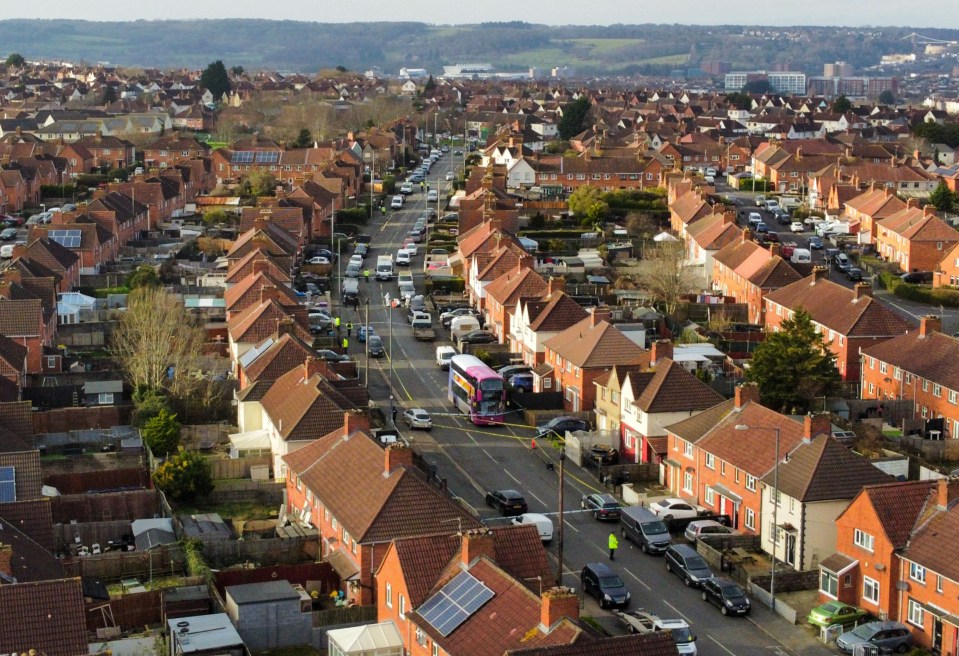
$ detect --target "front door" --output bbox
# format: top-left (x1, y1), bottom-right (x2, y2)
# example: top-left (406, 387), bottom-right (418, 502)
top-left (933, 616), bottom-right (943, 654)
top-left (785, 532), bottom-right (797, 567)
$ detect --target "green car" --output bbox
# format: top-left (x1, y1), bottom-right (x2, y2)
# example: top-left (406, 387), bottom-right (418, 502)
top-left (807, 601), bottom-right (868, 629)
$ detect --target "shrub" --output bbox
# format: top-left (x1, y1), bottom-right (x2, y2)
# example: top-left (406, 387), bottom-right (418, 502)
top-left (153, 449), bottom-right (213, 503)
top-left (141, 408), bottom-right (181, 456)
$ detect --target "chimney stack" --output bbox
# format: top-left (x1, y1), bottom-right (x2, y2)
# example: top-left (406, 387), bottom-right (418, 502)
top-left (344, 410), bottom-right (371, 437)
top-left (723, 210), bottom-right (737, 225)
top-left (650, 340), bottom-right (673, 366)
top-left (384, 443), bottom-right (414, 475)
top-left (546, 276), bottom-right (566, 297)
top-left (302, 356), bottom-right (330, 380)
top-left (906, 198), bottom-right (918, 209)
top-left (461, 528), bottom-right (496, 567)
top-left (540, 587), bottom-right (580, 631)
top-left (259, 285), bottom-right (279, 304)
top-left (768, 243), bottom-right (781, 258)
top-left (924, 205), bottom-right (936, 218)
top-left (853, 283), bottom-right (872, 301)
top-left (935, 478), bottom-right (956, 511)
top-left (741, 228), bottom-right (752, 243)
top-left (278, 317), bottom-right (297, 338)
top-left (919, 315), bottom-right (941, 338)
top-left (0, 543), bottom-right (12, 579)
top-left (804, 413), bottom-right (832, 441)
top-left (734, 383), bottom-right (761, 409)
top-left (811, 266), bottom-right (828, 283)
top-left (589, 306), bottom-right (612, 327)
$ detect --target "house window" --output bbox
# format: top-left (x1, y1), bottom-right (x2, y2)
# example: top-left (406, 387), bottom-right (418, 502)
top-left (542, 377), bottom-right (551, 389)
top-left (46, 356), bottom-right (58, 368)
top-left (324, 508), bottom-right (330, 521)
top-left (854, 529), bottom-right (874, 552)
top-left (910, 562), bottom-right (926, 584)
top-left (907, 599), bottom-right (924, 628)
top-left (306, 489), bottom-right (313, 503)
top-left (332, 517), bottom-right (338, 531)
top-left (863, 576), bottom-right (880, 604)
top-left (704, 487), bottom-right (715, 505)
top-left (385, 582), bottom-right (393, 608)
top-left (296, 477), bottom-right (303, 491)
top-left (683, 471), bottom-right (694, 494)
top-left (433, 644), bottom-right (439, 656)
top-left (933, 384), bottom-right (942, 397)
top-left (683, 441), bottom-right (693, 458)
top-left (950, 390), bottom-right (958, 405)
top-left (352, 539), bottom-right (357, 555)
top-left (745, 475), bottom-right (757, 492)
top-left (705, 453), bottom-right (715, 469)
top-left (937, 574), bottom-right (943, 593)
top-left (98, 393), bottom-right (114, 405)
top-left (879, 362), bottom-right (887, 374)
top-left (923, 379), bottom-right (929, 392)
top-left (820, 570), bottom-right (838, 598)
top-left (399, 595), bottom-right (406, 619)
top-left (745, 508), bottom-right (755, 530)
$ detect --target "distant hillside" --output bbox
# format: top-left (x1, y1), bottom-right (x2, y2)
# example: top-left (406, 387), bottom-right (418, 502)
top-left (1, 19), bottom-right (957, 76)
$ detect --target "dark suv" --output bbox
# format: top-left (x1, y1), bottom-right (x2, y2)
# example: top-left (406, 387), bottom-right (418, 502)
top-left (664, 544), bottom-right (714, 587)
top-left (580, 562), bottom-right (631, 609)
top-left (701, 577), bottom-right (751, 616)
top-left (581, 493), bottom-right (622, 521)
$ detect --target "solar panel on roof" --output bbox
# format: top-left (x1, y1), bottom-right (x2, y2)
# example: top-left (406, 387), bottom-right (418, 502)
top-left (48, 229), bottom-right (82, 248)
top-left (418, 571), bottom-right (494, 637)
top-left (231, 151), bottom-right (255, 164)
top-left (255, 151), bottom-right (279, 164)
top-left (0, 467), bottom-right (15, 503)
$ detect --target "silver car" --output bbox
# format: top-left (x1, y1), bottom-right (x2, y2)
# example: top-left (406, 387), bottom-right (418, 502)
top-left (403, 408), bottom-right (432, 430)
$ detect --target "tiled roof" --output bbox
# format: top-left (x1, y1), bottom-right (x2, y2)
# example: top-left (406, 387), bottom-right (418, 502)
top-left (0, 334), bottom-right (27, 372)
top-left (226, 251), bottom-right (291, 283)
top-left (0, 578), bottom-right (87, 656)
top-left (844, 188), bottom-right (905, 218)
top-left (852, 481), bottom-right (935, 549)
top-left (0, 499), bottom-right (55, 550)
top-left (765, 275), bottom-right (913, 337)
top-left (861, 329), bottom-right (959, 392)
top-left (543, 318), bottom-right (646, 369)
top-left (283, 430), bottom-right (481, 543)
top-left (411, 558), bottom-right (581, 656)
top-left (22, 237), bottom-right (79, 273)
top-left (0, 298), bottom-right (42, 336)
top-left (527, 293), bottom-right (588, 333)
top-left (224, 270), bottom-right (300, 314)
top-left (670, 190), bottom-right (710, 226)
top-left (476, 247), bottom-right (528, 283)
top-left (633, 360), bottom-right (725, 414)
top-left (242, 333), bottom-right (318, 385)
top-left (695, 402), bottom-right (808, 477)
top-left (878, 207), bottom-right (959, 242)
top-left (506, 632), bottom-right (679, 656)
top-left (259, 369), bottom-right (354, 443)
top-left (0, 515), bottom-right (62, 582)
top-left (484, 267), bottom-right (547, 308)
top-left (901, 493), bottom-right (959, 582)
top-left (665, 399), bottom-right (735, 444)
top-left (228, 298), bottom-right (309, 345)
top-left (686, 213), bottom-right (741, 251)
top-left (763, 435), bottom-right (893, 502)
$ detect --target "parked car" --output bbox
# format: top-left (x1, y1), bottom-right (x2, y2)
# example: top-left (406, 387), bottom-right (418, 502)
top-left (754, 222), bottom-right (769, 234)
top-left (436, 345), bottom-right (456, 370)
top-left (402, 408), bottom-right (432, 430)
top-left (307, 256), bottom-right (330, 265)
top-left (759, 231), bottom-right (779, 243)
top-left (510, 513), bottom-right (553, 543)
top-left (536, 416), bottom-right (589, 439)
top-left (615, 611), bottom-right (697, 654)
top-left (807, 601), bottom-right (869, 629)
top-left (807, 236), bottom-right (824, 250)
top-left (445, 171), bottom-right (454, 181)
top-left (580, 562), bottom-right (631, 609)
top-left (684, 520), bottom-right (738, 542)
top-left (497, 364), bottom-right (531, 378)
top-left (367, 335), bottom-right (385, 358)
top-left (754, 195), bottom-right (767, 207)
top-left (357, 325), bottom-right (376, 342)
top-left (664, 544), bottom-right (714, 587)
top-left (701, 577), bottom-right (751, 616)
top-left (588, 444), bottom-right (619, 465)
top-left (442, 307), bottom-right (480, 328)
top-left (845, 267), bottom-right (863, 282)
top-left (485, 489), bottom-right (528, 516)
top-left (581, 493), bottom-right (622, 521)
top-left (836, 621), bottom-right (913, 654)
top-left (900, 271), bottom-right (933, 284)
top-left (834, 253), bottom-right (851, 271)
top-left (507, 373), bottom-right (533, 392)
top-left (0, 227), bottom-right (18, 241)
top-left (459, 330), bottom-right (497, 345)
top-left (315, 349), bottom-right (350, 362)
top-left (790, 221), bottom-right (805, 233)
top-left (649, 498), bottom-right (701, 522)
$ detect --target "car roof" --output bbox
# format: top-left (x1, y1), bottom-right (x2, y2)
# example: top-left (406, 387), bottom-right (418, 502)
top-left (688, 519), bottom-right (724, 529)
top-left (497, 489), bottom-right (523, 498)
top-left (592, 493), bottom-right (618, 503)
top-left (584, 561), bottom-right (615, 575)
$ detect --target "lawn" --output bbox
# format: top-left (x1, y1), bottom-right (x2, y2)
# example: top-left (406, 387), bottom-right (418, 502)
top-left (565, 38), bottom-right (647, 52)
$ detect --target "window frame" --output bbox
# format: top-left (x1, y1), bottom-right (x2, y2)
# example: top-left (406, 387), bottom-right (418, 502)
top-left (862, 576), bottom-right (880, 604)
top-left (854, 528), bottom-right (874, 552)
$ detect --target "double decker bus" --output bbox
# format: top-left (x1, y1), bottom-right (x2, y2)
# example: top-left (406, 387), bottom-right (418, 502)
top-left (447, 354), bottom-right (505, 425)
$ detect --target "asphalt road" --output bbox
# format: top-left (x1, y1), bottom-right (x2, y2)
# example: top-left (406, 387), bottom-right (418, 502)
top-left (329, 163), bottom-right (834, 656)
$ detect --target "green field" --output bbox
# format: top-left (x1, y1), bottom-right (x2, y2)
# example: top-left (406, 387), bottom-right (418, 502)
top-left (564, 38), bottom-right (647, 52)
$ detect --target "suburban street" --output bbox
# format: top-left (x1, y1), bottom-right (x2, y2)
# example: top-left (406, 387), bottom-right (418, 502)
top-left (327, 158), bottom-right (833, 656)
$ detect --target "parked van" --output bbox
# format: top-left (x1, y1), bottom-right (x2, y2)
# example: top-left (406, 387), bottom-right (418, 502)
top-left (410, 312), bottom-right (432, 330)
top-left (390, 195), bottom-right (404, 209)
top-left (790, 248), bottom-right (811, 264)
top-left (511, 513), bottom-right (554, 543)
top-left (436, 346), bottom-right (457, 370)
top-left (620, 506), bottom-right (672, 555)
top-left (0, 244), bottom-right (15, 258)
top-left (449, 316), bottom-right (481, 341)
top-left (747, 212), bottom-right (762, 227)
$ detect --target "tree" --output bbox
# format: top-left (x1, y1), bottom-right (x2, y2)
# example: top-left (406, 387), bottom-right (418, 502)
top-left (202, 208), bottom-right (231, 225)
top-left (724, 92), bottom-right (753, 110)
top-left (238, 170), bottom-right (279, 198)
top-left (638, 241), bottom-right (696, 316)
top-left (745, 308), bottom-right (840, 413)
top-left (127, 264), bottom-right (160, 289)
top-left (229, 65), bottom-right (245, 77)
top-left (153, 449), bottom-right (213, 503)
top-left (567, 185), bottom-right (609, 223)
top-left (5, 53), bottom-right (24, 67)
top-left (558, 96), bottom-right (591, 140)
top-left (101, 85), bottom-right (117, 104)
top-left (131, 388), bottom-right (171, 427)
top-left (200, 60), bottom-right (232, 101)
top-left (141, 408), bottom-right (181, 456)
top-left (878, 89), bottom-right (896, 105)
top-left (291, 128), bottom-right (312, 148)
top-left (424, 75), bottom-right (436, 92)
top-left (741, 79), bottom-right (772, 95)
top-left (831, 95), bottom-right (852, 114)
top-left (928, 182), bottom-right (958, 213)
top-left (110, 287), bottom-right (205, 398)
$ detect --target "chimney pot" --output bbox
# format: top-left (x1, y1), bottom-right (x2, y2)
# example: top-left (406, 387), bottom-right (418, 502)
top-left (853, 283), bottom-right (873, 300)
top-left (651, 340), bottom-right (673, 366)
top-left (589, 306), bottom-right (612, 327)
top-left (0, 543), bottom-right (13, 578)
top-left (804, 413), bottom-right (832, 441)
top-left (546, 276), bottom-right (566, 297)
top-left (461, 529), bottom-right (495, 567)
top-left (540, 586), bottom-right (580, 631)
top-left (734, 383), bottom-right (761, 409)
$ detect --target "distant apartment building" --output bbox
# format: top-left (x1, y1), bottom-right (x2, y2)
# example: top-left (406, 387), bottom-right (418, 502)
top-left (807, 76), bottom-right (899, 99)
top-left (701, 61), bottom-right (732, 76)
top-left (724, 71), bottom-right (807, 94)
top-left (823, 61), bottom-right (854, 77)
top-left (442, 63), bottom-right (494, 78)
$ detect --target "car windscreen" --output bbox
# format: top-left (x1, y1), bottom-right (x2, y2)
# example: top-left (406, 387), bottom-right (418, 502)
top-left (686, 556), bottom-right (708, 570)
top-left (598, 576), bottom-right (624, 589)
top-left (640, 521), bottom-right (668, 535)
top-left (721, 584), bottom-right (745, 599)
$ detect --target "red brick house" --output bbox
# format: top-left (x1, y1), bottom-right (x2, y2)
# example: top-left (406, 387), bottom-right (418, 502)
top-left (712, 233), bottom-right (803, 324)
top-left (541, 308), bottom-right (646, 412)
top-left (142, 131), bottom-right (211, 169)
top-left (482, 265), bottom-right (547, 343)
top-left (510, 291), bottom-right (588, 367)
top-left (860, 316), bottom-right (959, 438)
top-left (73, 132), bottom-right (135, 170)
top-left (764, 271), bottom-right (913, 381)
top-left (876, 203), bottom-right (959, 273)
top-left (0, 279), bottom-right (57, 373)
top-left (841, 186), bottom-right (905, 246)
top-left (283, 419), bottom-right (482, 606)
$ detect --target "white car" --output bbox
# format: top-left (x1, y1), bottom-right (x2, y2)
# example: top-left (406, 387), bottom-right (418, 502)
top-left (403, 408), bottom-right (432, 430)
top-left (790, 222), bottom-right (805, 233)
top-left (684, 519), bottom-right (737, 542)
top-left (395, 249), bottom-right (411, 266)
top-left (308, 256), bottom-right (330, 265)
top-left (402, 241), bottom-right (418, 256)
top-left (649, 498), bottom-right (701, 521)
top-left (445, 171), bottom-right (454, 181)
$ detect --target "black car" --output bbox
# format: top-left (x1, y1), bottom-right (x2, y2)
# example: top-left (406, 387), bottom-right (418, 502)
top-left (497, 364), bottom-right (532, 379)
top-left (315, 349), bottom-right (350, 362)
top-left (581, 493), bottom-right (622, 521)
top-left (485, 489), bottom-right (528, 516)
top-left (588, 444), bottom-right (619, 465)
top-left (367, 335), bottom-right (385, 358)
top-left (536, 416), bottom-right (589, 439)
top-left (900, 271), bottom-right (934, 284)
top-left (460, 330), bottom-right (497, 345)
top-left (845, 267), bottom-right (863, 282)
top-left (701, 577), bottom-right (751, 616)
top-left (581, 562), bottom-right (631, 609)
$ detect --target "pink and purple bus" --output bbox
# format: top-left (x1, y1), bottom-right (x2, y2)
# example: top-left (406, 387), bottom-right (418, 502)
top-left (448, 354), bottom-right (505, 425)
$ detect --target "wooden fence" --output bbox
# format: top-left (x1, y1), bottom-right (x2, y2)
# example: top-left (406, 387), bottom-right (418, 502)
top-left (86, 589), bottom-right (163, 633)
top-left (61, 543), bottom-right (185, 581)
top-left (55, 520), bottom-right (133, 554)
top-left (209, 479), bottom-right (285, 505)
top-left (201, 535), bottom-right (316, 568)
top-left (209, 455), bottom-right (272, 480)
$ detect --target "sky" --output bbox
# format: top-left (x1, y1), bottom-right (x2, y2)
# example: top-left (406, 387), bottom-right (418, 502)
top-left (6, 1), bottom-right (959, 29)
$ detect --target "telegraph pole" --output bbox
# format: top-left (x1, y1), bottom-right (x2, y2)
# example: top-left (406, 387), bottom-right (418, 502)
top-left (556, 449), bottom-right (566, 586)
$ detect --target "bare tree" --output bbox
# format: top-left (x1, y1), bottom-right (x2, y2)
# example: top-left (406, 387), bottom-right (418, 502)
top-left (639, 240), bottom-right (696, 316)
top-left (111, 287), bottom-right (205, 397)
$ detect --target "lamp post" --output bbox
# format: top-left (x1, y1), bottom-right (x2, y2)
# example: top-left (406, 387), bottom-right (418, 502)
top-left (556, 449), bottom-right (567, 586)
top-left (369, 149), bottom-right (375, 219)
top-left (735, 424), bottom-right (780, 611)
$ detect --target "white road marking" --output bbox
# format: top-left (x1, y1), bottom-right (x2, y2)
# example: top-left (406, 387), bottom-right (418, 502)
top-left (624, 569), bottom-right (651, 591)
top-left (708, 634), bottom-right (739, 656)
top-left (663, 600), bottom-right (691, 622)
top-left (563, 520), bottom-right (580, 533)
top-left (505, 470), bottom-right (523, 485)
top-left (526, 490), bottom-right (548, 507)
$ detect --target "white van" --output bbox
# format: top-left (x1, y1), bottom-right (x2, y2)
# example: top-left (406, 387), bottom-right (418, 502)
top-left (449, 316), bottom-right (481, 341)
top-left (395, 249), bottom-right (411, 267)
top-left (436, 346), bottom-right (456, 370)
top-left (390, 195), bottom-right (404, 209)
top-left (511, 513), bottom-right (554, 543)
top-left (0, 244), bottom-right (15, 258)
top-left (790, 248), bottom-right (811, 264)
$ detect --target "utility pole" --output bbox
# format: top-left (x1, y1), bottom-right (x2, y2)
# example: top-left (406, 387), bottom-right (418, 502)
top-left (556, 449), bottom-right (566, 586)
top-left (364, 298), bottom-right (370, 390)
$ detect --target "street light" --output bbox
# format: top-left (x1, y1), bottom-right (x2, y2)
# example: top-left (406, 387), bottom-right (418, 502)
top-left (734, 424), bottom-right (780, 611)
